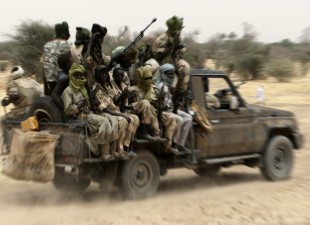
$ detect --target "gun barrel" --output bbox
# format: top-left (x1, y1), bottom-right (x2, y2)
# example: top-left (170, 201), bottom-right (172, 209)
top-left (123, 18), bottom-right (157, 54)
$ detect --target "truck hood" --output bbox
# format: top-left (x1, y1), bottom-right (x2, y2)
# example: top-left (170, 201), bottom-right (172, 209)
top-left (248, 104), bottom-right (294, 117)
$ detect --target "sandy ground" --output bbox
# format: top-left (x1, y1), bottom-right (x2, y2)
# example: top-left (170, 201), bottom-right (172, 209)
top-left (0, 72), bottom-right (309, 225)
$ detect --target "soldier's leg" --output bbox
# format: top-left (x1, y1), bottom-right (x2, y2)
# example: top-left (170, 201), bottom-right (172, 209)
top-left (117, 116), bottom-right (129, 160)
top-left (101, 143), bottom-right (114, 160)
top-left (132, 100), bottom-right (162, 139)
top-left (176, 110), bottom-right (192, 153)
top-left (161, 112), bottom-right (177, 151)
top-left (124, 114), bottom-right (139, 147)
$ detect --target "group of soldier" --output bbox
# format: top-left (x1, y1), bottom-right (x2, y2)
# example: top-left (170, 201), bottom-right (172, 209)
top-left (1, 16), bottom-right (195, 160)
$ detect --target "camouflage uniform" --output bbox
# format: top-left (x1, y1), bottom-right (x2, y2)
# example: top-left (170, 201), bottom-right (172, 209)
top-left (61, 64), bottom-right (114, 155)
top-left (92, 82), bottom-right (139, 159)
top-left (153, 16), bottom-right (191, 92)
top-left (172, 59), bottom-right (191, 92)
top-left (43, 40), bottom-right (71, 82)
top-left (129, 84), bottom-right (176, 149)
top-left (42, 22), bottom-right (71, 95)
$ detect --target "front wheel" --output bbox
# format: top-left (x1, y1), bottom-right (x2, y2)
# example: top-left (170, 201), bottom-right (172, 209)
top-left (121, 150), bottom-right (160, 199)
top-left (260, 135), bottom-right (294, 181)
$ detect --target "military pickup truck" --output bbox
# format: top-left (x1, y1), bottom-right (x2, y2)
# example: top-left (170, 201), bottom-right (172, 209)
top-left (1, 69), bottom-right (304, 199)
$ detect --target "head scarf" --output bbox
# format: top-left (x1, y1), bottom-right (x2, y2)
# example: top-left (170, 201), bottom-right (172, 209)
top-left (10, 66), bottom-right (24, 80)
top-left (55, 21), bottom-right (70, 39)
top-left (75, 27), bottom-right (90, 45)
top-left (159, 63), bottom-right (175, 86)
top-left (69, 64), bottom-right (89, 104)
top-left (91, 23), bottom-right (107, 37)
top-left (166, 16), bottom-right (184, 35)
top-left (136, 66), bottom-right (153, 91)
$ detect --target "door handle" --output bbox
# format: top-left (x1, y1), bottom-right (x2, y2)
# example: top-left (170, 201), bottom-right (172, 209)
top-left (211, 119), bottom-right (220, 124)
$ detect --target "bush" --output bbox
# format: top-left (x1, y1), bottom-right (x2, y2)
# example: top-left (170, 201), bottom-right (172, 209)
top-left (264, 59), bottom-right (295, 82)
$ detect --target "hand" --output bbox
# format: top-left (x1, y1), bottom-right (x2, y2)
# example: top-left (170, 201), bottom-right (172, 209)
top-left (77, 98), bottom-right (88, 109)
top-left (1, 97), bottom-right (10, 107)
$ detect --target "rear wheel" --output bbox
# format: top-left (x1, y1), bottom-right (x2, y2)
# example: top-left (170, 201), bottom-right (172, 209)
top-left (260, 135), bottom-right (294, 181)
top-left (121, 150), bottom-right (160, 199)
top-left (53, 168), bottom-right (91, 193)
top-left (194, 164), bottom-right (221, 177)
top-left (27, 96), bottom-right (65, 123)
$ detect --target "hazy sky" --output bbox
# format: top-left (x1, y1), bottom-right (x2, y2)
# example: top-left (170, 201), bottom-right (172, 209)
top-left (1, 0), bottom-right (309, 43)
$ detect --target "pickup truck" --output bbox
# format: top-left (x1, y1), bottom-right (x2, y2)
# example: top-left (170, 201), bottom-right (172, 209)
top-left (1, 69), bottom-right (304, 199)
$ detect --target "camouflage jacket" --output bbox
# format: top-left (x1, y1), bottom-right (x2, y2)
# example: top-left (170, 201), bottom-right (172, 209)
top-left (42, 39), bottom-right (71, 82)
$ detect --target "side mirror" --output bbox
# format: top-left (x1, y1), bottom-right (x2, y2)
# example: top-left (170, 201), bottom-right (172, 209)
top-left (230, 95), bottom-right (239, 110)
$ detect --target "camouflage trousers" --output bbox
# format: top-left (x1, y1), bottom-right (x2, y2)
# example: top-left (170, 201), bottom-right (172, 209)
top-left (86, 113), bottom-right (114, 155)
top-left (123, 114), bottom-right (139, 147)
top-left (99, 113), bottom-right (125, 157)
top-left (99, 113), bottom-right (139, 158)
top-left (132, 99), bottom-right (161, 136)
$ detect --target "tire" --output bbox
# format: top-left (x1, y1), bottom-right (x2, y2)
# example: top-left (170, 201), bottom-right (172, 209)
top-left (53, 169), bottom-right (91, 193)
top-left (27, 96), bottom-right (65, 123)
top-left (121, 150), bottom-right (160, 199)
top-left (260, 135), bottom-right (294, 181)
top-left (193, 165), bottom-right (221, 177)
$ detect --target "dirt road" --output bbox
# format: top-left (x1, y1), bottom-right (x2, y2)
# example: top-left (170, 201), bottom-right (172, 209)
top-left (0, 74), bottom-right (309, 225)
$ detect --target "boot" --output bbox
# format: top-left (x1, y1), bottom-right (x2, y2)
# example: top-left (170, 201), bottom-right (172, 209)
top-left (167, 146), bottom-right (181, 155)
top-left (139, 124), bottom-right (166, 142)
top-left (124, 146), bottom-right (137, 158)
top-left (178, 145), bottom-right (192, 154)
top-left (119, 151), bottom-right (130, 160)
top-left (101, 144), bottom-right (114, 160)
top-left (110, 141), bottom-right (119, 158)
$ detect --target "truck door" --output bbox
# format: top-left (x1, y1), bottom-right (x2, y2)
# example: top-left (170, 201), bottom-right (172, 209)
top-left (191, 75), bottom-right (256, 158)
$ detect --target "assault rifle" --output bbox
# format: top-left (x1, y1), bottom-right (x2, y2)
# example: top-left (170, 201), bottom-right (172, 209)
top-left (110, 18), bottom-right (157, 67)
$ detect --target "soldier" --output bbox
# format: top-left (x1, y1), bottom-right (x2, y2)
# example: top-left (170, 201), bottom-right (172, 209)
top-left (110, 46), bottom-right (138, 87)
top-left (0, 66), bottom-right (43, 154)
top-left (61, 63), bottom-right (115, 157)
top-left (51, 52), bottom-right (73, 109)
top-left (157, 63), bottom-right (192, 154)
top-left (83, 23), bottom-right (111, 85)
top-left (42, 21), bottom-right (71, 95)
top-left (153, 16), bottom-right (191, 111)
top-left (202, 77), bottom-right (220, 109)
top-left (110, 67), bottom-right (129, 111)
top-left (130, 66), bottom-right (178, 154)
top-left (70, 27), bottom-right (90, 65)
top-left (1, 66), bottom-right (43, 119)
top-left (92, 65), bottom-right (139, 159)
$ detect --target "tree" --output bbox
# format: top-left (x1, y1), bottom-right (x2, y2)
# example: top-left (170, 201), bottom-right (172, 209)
top-left (7, 19), bottom-right (54, 81)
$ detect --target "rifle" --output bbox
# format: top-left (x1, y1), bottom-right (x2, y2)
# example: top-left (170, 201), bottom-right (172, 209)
top-left (110, 18), bottom-right (157, 67)
top-left (114, 89), bottom-right (130, 112)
